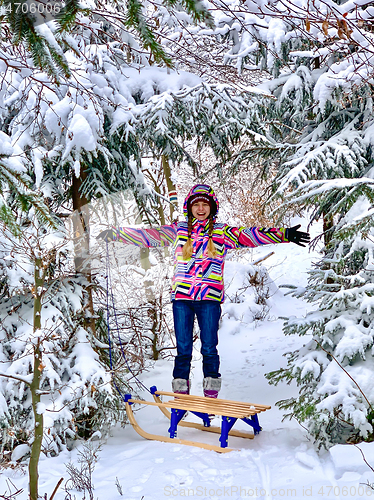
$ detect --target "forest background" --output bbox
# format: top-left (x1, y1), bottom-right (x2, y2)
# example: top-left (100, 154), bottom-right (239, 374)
top-left (2, 0), bottom-right (374, 497)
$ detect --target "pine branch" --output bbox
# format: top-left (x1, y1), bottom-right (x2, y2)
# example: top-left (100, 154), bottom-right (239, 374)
top-left (0, 204), bottom-right (21, 237)
top-left (314, 339), bottom-right (374, 413)
top-left (0, 159), bottom-right (56, 232)
top-left (176, 0), bottom-right (214, 27)
top-left (125, 0), bottom-right (173, 67)
top-left (55, 0), bottom-right (85, 33)
top-left (0, 371), bottom-right (32, 386)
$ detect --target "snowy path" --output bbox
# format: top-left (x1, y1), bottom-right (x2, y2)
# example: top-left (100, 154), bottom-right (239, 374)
top-left (2, 237), bottom-right (374, 499)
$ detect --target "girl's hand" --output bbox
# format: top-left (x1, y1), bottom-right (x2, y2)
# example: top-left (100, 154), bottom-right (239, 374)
top-left (285, 225), bottom-right (310, 247)
top-left (96, 229), bottom-right (114, 242)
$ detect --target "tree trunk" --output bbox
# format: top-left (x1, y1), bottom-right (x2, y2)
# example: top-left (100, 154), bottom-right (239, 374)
top-left (323, 211), bottom-right (334, 285)
top-left (151, 304), bottom-right (160, 361)
top-left (29, 258), bottom-right (44, 500)
top-left (323, 212), bottom-right (334, 249)
top-left (152, 184), bottom-right (166, 226)
top-left (161, 155), bottom-right (177, 221)
top-left (71, 170), bottom-right (96, 335)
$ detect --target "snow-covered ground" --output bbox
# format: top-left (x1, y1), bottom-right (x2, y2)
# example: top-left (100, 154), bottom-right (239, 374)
top-left (2, 226), bottom-right (374, 500)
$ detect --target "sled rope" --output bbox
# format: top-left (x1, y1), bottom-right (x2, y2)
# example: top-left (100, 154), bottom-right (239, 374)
top-left (105, 242), bottom-right (151, 396)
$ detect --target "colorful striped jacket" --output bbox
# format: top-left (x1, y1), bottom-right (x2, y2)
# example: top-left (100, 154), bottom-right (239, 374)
top-left (113, 220), bottom-right (288, 302)
top-left (114, 225), bottom-right (286, 302)
top-left (112, 184), bottom-right (289, 302)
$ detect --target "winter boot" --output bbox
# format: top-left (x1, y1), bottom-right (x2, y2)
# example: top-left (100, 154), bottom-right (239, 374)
top-left (203, 377), bottom-right (221, 399)
top-left (172, 378), bottom-right (190, 395)
top-left (203, 377), bottom-right (221, 421)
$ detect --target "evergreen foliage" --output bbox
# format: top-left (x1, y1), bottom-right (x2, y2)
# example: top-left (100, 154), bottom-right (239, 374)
top-left (0, 222), bottom-right (124, 453)
top-left (0, 134), bottom-right (53, 235)
top-left (260, 52), bottom-right (374, 450)
top-left (267, 213), bottom-right (374, 447)
top-left (0, 0), bottom-right (83, 78)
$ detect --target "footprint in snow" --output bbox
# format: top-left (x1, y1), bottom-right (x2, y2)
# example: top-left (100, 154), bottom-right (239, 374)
top-left (135, 468), bottom-right (153, 484)
top-left (295, 451), bottom-right (321, 469)
top-left (164, 469), bottom-right (194, 487)
top-left (130, 486), bottom-right (143, 493)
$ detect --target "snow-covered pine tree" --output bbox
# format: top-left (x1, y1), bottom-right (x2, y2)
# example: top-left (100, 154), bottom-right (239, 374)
top-left (0, 216), bottom-right (122, 472)
top-left (250, 15), bottom-right (374, 448)
top-left (266, 182), bottom-right (374, 447)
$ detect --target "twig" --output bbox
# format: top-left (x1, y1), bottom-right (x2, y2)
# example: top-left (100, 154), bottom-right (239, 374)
top-left (354, 445), bottom-right (374, 474)
top-left (251, 251), bottom-right (275, 266)
top-left (0, 479), bottom-right (23, 499)
top-left (49, 478), bottom-right (63, 500)
top-left (0, 372), bottom-right (31, 386)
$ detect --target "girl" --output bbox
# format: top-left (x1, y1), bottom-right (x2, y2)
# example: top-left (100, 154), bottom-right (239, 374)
top-left (98, 184), bottom-right (310, 397)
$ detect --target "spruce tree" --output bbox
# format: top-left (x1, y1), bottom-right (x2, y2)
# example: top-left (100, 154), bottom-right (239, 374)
top-left (266, 188), bottom-right (374, 446)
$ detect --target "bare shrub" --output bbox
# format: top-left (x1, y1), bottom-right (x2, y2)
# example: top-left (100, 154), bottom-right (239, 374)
top-left (0, 479), bottom-right (24, 500)
top-left (65, 442), bottom-right (102, 500)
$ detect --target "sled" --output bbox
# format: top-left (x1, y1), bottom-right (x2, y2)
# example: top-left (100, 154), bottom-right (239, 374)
top-left (124, 386), bottom-right (271, 453)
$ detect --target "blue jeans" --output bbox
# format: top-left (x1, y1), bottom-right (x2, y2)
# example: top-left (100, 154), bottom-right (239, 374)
top-left (172, 300), bottom-right (221, 380)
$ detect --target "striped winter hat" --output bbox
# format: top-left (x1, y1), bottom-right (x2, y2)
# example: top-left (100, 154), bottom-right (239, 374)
top-left (184, 184), bottom-right (219, 218)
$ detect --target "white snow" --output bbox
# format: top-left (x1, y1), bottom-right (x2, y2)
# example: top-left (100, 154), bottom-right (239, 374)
top-left (2, 227), bottom-right (374, 499)
top-left (36, 403), bottom-right (46, 415)
top-left (10, 444), bottom-right (31, 463)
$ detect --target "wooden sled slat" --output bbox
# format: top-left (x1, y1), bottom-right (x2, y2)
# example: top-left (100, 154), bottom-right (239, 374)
top-left (125, 402), bottom-right (233, 453)
top-left (156, 390), bottom-right (271, 410)
top-left (131, 394), bottom-right (261, 417)
top-left (128, 398), bottom-right (255, 418)
top-left (169, 397), bottom-right (255, 412)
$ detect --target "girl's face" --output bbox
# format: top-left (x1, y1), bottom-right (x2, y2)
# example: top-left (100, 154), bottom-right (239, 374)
top-left (191, 201), bottom-right (211, 221)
